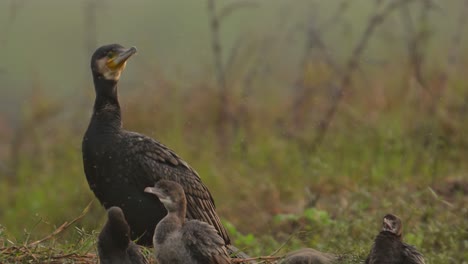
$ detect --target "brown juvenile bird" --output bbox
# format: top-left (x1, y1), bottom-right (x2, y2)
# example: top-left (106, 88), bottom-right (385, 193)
top-left (281, 248), bottom-right (337, 264)
top-left (98, 207), bottom-right (147, 264)
top-left (145, 180), bottom-right (231, 264)
top-left (365, 214), bottom-right (425, 264)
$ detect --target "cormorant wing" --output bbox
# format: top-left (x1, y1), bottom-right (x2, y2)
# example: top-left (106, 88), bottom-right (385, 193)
top-left (123, 132), bottom-right (230, 243)
top-left (182, 220), bottom-right (231, 264)
top-left (402, 243), bottom-right (425, 264)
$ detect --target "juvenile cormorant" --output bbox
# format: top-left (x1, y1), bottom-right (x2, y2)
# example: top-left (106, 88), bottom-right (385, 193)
top-left (145, 180), bottom-right (231, 264)
top-left (98, 207), bottom-right (147, 264)
top-left (82, 44), bottom-right (231, 247)
top-left (281, 248), bottom-right (336, 264)
top-left (365, 214), bottom-right (425, 264)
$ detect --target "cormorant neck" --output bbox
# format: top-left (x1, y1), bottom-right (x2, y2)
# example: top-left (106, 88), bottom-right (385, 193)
top-left (377, 231), bottom-right (402, 244)
top-left (370, 232), bottom-right (403, 262)
top-left (91, 75), bottom-right (122, 130)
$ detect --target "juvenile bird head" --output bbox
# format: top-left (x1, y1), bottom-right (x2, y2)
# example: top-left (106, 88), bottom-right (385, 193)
top-left (144, 180), bottom-right (186, 213)
top-left (382, 214), bottom-right (402, 236)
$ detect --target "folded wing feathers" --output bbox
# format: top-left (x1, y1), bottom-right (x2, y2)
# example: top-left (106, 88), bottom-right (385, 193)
top-left (129, 134), bottom-right (230, 244)
top-left (403, 243), bottom-right (425, 264)
top-left (183, 220), bottom-right (229, 262)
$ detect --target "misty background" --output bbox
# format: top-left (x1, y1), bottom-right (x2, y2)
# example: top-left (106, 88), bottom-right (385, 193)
top-left (0, 1), bottom-right (467, 263)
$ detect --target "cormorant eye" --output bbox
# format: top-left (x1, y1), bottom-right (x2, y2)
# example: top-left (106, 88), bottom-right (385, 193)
top-left (107, 51), bottom-right (115, 58)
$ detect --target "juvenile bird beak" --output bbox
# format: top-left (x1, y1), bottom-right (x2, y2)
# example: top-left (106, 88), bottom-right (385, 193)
top-left (382, 218), bottom-right (392, 231)
top-left (108, 46), bottom-right (137, 70)
top-left (144, 186), bottom-right (163, 196)
top-left (144, 186), bottom-right (171, 203)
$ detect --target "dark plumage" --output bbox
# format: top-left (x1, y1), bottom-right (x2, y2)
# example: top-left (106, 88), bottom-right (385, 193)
top-left (145, 180), bottom-right (231, 264)
top-left (281, 248), bottom-right (336, 264)
top-left (98, 207), bottom-right (147, 264)
top-left (82, 44), bottom-right (231, 247)
top-left (365, 214), bottom-right (425, 264)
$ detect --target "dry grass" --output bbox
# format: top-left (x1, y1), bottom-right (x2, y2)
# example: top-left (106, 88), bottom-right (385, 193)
top-left (0, 203), bottom-right (94, 264)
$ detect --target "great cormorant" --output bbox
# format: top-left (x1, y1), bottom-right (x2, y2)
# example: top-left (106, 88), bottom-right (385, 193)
top-left (145, 180), bottom-right (231, 264)
top-left (82, 44), bottom-right (231, 248)
top-left (365, 214), bottom-right (425, 264)
top-left (98, 207), bottom-right (147, 264)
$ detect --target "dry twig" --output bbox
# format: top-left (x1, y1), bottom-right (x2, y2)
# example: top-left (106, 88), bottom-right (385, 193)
top-left (0, 202), bottom-right (94, 263)
top-left (206, 0), bottom-right (258, 153)
top-left (28, 201), bottom-right (92, 247)
top-left (232, 255), bottom-right (282, 263)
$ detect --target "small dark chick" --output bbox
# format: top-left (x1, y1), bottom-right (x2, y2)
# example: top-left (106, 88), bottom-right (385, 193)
top-left (98, 207), bottom-right (147, 264)
top-left (365, 214), bottom-right (425, 264)
top-left (145, 180), bottom-right (231, 264)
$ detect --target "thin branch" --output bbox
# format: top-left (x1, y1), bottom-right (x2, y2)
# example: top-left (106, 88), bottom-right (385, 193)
top-left (207, 0), bottom-right (227, 92)
top-left (231, 255), bottom-right (282, 263)
top-left (83, 0), bottom-right (102, 55)
top-left (309, 0), bottom-right (416, 152)
top-left (399, 2), bottom-right (416, 42)
top-left (27, 201), bottom-right (92, 247)
top-left (0, 0), bottom-right (29, 72)
top-left (291, 13), bottom-right (340, 130)
top-left (427, 187), bottom-right (454, 208)
top-left (207, 0), bottom-right (258, 153)
top-left (269, 229), bottom-right (303, 257)
top-left (319, 0), bottom-right (351, 30)
top-left (224, 35), bottom-right (244, 80)
top-left (447, 0), bottom-right (468, 67)
top-left (306, 20), bottom-right (341, 73)
top-left (206, 0), bottom-right (231, 152)
top-left (400, 0), bottom-right (435, 90)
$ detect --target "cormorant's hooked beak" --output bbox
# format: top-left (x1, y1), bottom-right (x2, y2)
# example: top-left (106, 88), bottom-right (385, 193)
top-left (144, 186), bottom-right (171, 204)
top-left (107, 46), bottom-right (137, 70)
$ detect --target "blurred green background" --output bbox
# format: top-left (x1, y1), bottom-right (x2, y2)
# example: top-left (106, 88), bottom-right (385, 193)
top-left (0, 0), bottom-right (467, 263)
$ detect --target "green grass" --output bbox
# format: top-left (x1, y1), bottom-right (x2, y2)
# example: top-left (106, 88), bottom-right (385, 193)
top-left (1, 72), bottom-right (467, 262)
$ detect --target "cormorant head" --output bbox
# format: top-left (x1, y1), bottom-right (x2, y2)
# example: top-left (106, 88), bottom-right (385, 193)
top-left (144, 180), bottom-right (186, 213)
top-left (382, 214), bottom-right (402, 236)
top-left (91, 44), bottom-right (137, 81)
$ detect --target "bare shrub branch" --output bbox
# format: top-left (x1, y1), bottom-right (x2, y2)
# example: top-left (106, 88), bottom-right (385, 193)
top-left (309, 0), bottom-right (416, 152)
